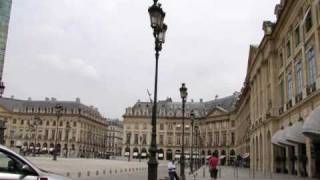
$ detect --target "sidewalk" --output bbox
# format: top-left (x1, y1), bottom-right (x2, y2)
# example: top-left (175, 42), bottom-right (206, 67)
top-left (187, 166), bottom-right (318, 180)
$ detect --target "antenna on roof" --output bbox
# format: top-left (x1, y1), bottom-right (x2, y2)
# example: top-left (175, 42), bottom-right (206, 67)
top-left (147, 89), bottom-right (153, 103)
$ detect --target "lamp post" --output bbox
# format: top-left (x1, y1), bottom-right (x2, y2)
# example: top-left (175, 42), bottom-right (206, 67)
top-left (127, 133), bottom-right (131, 162)
top-left (190, 110), bottom-right (195, 173)
top-left (53, 104), bottom-right (63, 161)
top-left (147, 1), bottom-right (167, 180)
top-left (139, 135), bottom-right (142, 162)
top-left (65, 122), bottom-right (71, 158)
top-left (32, 116), bottom-right (41, 156)
top-left (180, 83), bottom-right (188, 180)
top-left (0, 120), bottom-right (6, 145)
top-left (0, 81), bottom-right (5, 98)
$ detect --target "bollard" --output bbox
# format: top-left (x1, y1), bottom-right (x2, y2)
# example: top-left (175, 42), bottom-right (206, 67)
top-left (115, 169), bottom-right (117, 174)
top-left (110, 169), bottom-right (112, 174)
top-left (120, 169), bottom-right (123, 173)
top-left (66, 172), bottom-right (70, 177)
top-left (96, 170), bottom-right (99, 176)
top-left (129, 168), bottom-right (131, 172)
top-left (87, 171), bottom-right (90, 177)
top-left (103, 169), bottom-right (106, 175)
top-left (78, 172), bottom-right (81, 178)
top-left (125, 168), bottom-right (127, 172)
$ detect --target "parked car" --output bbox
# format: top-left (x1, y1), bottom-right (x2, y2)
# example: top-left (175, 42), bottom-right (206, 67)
top-left (0, 144), bottom-right (71, 180)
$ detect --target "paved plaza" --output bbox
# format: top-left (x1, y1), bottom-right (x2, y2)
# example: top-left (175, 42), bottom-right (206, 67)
top-left (25, 157), bottom-right (319, 180)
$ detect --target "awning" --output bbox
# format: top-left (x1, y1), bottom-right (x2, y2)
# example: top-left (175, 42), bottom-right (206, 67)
top-left (133, 152), bottom-right (138, 156)
top-left (241, 153), bottom-right (249, 159)
top-left (286, 121), bottom-right (306, 144)
top-left (206, 155), bottom-right (211, 159)
top-left (124, 152), bottom-right (129, 156)
top-left (186, 155), bottom-right (190, 158)
top-left (219, 155), bottom-right (226, 159)
top-left (175, 154), bottom-right (181, 158)
top-left (158, 153), bottom-right (164, 158)
top-left (271, 128), bottom-right (295, 146)
top-left (303, 106), bottom-right (320, 138)
top-left (142, 153), bottom-right (147, 157)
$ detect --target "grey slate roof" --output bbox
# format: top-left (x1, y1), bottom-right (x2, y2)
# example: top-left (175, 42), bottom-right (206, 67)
top-left (0, 97), bottom-right (104, 120)
top-left (125, 92), bottom-right (239, 118)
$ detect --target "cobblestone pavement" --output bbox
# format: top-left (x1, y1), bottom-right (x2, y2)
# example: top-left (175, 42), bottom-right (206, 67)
top-left (26, 157), bottom-right (318, 180)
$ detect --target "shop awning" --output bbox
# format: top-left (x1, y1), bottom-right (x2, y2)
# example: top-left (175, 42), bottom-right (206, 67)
top-left (175, 154), bottom-right (181, 158)
top-left (303, 106), bottom-right (320, 138)
top-left (271, 128), bottom-right (295, 146)
top-left (286, 121), bottom-right (306, 144)
top-left (219, 155), bottom-right (226, 159)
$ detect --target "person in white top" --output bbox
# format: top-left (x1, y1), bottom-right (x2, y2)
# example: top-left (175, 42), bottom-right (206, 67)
top-left (168, 160), bottom-right (179, 180)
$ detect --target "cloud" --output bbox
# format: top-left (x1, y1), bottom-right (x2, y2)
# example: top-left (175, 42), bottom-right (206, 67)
top-left (36, 54), bottom-right (100, 80)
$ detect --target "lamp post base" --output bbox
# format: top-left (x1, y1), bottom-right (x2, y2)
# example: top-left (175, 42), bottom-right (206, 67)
top-left (148, 158), bottom-right (158, 180)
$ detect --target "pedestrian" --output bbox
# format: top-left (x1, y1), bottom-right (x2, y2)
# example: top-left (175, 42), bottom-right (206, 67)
top-left (168, 160), bottom-right (179, 180)
top-left (208, 152), bottom-right (219, 180)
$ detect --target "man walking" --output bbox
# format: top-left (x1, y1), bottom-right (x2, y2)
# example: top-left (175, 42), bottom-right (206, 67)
top-left (168, 160), bottom-right (179, 180)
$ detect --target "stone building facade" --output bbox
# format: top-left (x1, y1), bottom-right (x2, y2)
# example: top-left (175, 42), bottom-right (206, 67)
top-left (122, 94), bottom-right (239, 165)
top-left (244, 0), bottom-right (320, 178)
top-left (0, 97), bottom-right (108, 158)
top-left (106, 119), bottom-right (123, 156)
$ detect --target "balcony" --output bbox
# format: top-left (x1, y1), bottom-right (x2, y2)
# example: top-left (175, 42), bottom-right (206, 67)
top-left (286, 100), bottom-right (292, 109)
top-left (306, 82), bottom-right (316, 95)
top-left (295, 93), bottom-right (303, 103)
top-left (279, 106), bottom-right (284, 115)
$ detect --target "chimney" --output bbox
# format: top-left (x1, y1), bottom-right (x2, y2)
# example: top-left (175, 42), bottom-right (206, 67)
top-left (51, 97), bottom-right (57, 101)
top-left (191, 99), bottom-right (194, 103)
top-left (200, 99), bottom-right (203, 103)
top-left (27, 97), bottom-right (32, 101)
top-left (10, 95), bottom-right (14, 99)
top-left (76, 97), bottom-right (81, 103)
top-left (45, 97), bottom-right (50, 101)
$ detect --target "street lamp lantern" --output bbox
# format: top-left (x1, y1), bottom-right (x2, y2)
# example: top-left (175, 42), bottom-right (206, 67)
top-left (158, 23), bottom-right (167, 43)
top-left (148, 3), bottom-right (165, 30)
top-left (180, 83), bottom-right (188, 99)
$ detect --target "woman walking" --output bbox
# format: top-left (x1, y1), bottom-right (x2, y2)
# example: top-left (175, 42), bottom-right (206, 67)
top-left (208, 152), bottom-right (219, 180)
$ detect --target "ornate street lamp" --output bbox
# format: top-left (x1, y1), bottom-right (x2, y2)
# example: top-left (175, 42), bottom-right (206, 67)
top-left (180, 83), bottom-right (188, 180)
top-left (147, 0), bottom-right (167, 180)
top-left (32, 116), bottom-right (41, 157)
top-left (190, 110), bottom-right (195, 173)
top-left (53, 104), bottom-right (63, 161)
top-left (0, 119), bottom-right (6, 145)
top-left (65, 122), bottom-right (71, 158)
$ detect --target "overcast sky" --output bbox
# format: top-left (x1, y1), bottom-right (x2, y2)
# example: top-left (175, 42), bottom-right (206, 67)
top-left (4, 0), bottom-right (279, 119)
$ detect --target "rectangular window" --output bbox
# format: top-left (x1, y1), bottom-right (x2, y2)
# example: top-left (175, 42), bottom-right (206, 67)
top-left (295, 26), bottom-right (300, 46)
top-left (305, 9), bottom-right (313, 32)
top-left (287, 41), bottom-right (291, 57)
top-left (214, 132), bottom-right (219, 146)
top-left (134, 134), bottom-right (138, 144)
top-left (287, 72), bottom-right (293, 100)
top-left (295, 61), bottom-right (303, 94)
top-left (306, 47), bottom-right (317, 85)
top-left (159, 135), bottom-right (164, 145)
top-left (160, 123), bottom-right (164, 130)
top-left (280, 79), bottom-right (285, 105)
top-left (176, 135), bottom-right (181, 145)
top-left (280, 53), bottom-right (284, 67)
